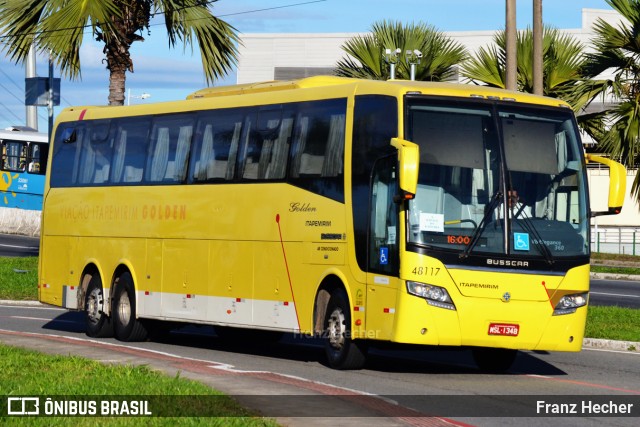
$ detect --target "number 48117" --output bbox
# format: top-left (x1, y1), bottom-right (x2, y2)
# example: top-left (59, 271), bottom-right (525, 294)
top-left (411, 266), bottom-right (440, 276)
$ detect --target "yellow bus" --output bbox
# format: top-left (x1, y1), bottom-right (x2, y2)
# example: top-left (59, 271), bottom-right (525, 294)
top-left (39, 76), bottom-right (625, 370)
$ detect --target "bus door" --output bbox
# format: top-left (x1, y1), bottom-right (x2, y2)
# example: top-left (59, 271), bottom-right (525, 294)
top-left (365, 155), bottom-right (400, 340)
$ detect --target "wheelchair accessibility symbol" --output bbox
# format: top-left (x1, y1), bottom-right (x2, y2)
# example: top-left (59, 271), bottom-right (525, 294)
top-left (379, 247), bottom-right (389, 265)
top-left (514, 233), bottom-right (530, 251)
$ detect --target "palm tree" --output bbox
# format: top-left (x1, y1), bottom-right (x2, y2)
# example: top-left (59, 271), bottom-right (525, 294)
top-left (461, 26), bottom-right (586, 102)
top-left (0, 0), bottom-right (239, 105)
top-left (568, 0), bottom-right (640, 203)
top-left (335, 20), bottom-right (467, 81)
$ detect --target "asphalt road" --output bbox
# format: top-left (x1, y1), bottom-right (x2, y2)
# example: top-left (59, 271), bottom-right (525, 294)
top-left (0, 303), bottom-right (638, 427)
top-left (0, 233), bottom-right (39, 257)
top-left (590, 278), bottom-right (640, 309)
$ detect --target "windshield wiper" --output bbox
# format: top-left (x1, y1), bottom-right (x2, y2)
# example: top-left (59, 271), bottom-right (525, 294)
top-left (460, 191), bottom-right (503, 259)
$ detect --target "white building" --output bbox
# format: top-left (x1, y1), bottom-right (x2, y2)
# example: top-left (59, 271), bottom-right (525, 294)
top-left (237, 9), bottom-right (625, 84)
top-left (236, 8), bottom-right (640, 253)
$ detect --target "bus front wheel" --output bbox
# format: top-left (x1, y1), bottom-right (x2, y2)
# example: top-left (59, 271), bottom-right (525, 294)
top-left (472, 347), bottom-right (518, 372)
top-left (323, 289), bottom-right (367, 370)
top-left (112, 272), bottom-right (148, 342)
top-left (85, 275), bottom-right (113, 338)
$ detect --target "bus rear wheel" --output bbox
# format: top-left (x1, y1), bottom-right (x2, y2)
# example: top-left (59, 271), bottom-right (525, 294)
top-left (323, 289), bottom-right (367, 370)
top-left (85, 275), bottom-right (113, 338)
top-left (112, 272), bottom-right (148, 342)
top-left (472, 347), bottom-right (518, 372)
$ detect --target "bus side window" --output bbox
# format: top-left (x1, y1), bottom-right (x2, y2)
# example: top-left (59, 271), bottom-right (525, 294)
top-left (2, 141), bottom-right (27, 172)
top-left (290, 101), bottom-right (346, 178)
top-left (288, 98), bottom-right (347, 202)
top-left (76, 120), bottom-right (113, 185)
top-left (27, 143), bottom-right (42, 174)
top-left (241, 108), bottom-right (294, 181)
top-left (265, 116), bottom-right (294, 179)
top-left (147, 115), bottom-right (194, 184)
top-left (50, 124), bottom-right (85, 186)
top-left (0, 141), bottom-right (5, 170)
top-left (191, 110), bottom-right (245, 182)
top-left (111, 118), bottom-right (151, 184)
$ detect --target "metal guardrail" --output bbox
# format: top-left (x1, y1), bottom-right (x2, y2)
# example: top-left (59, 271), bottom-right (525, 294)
top-left (591, 228), bottom-right (640, 255)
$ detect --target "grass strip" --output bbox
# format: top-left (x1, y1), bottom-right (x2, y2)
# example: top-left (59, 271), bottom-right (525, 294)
top-left (0, 256), bottom-right (38, 300)
top-left (591, 252), bottom-right (640, 263)
top-left (0, 344), bottom-right (277, 426)
top-left (585, 306), bottom-right (640, 343)
top-left (590, 265), bottom-right (640, 276)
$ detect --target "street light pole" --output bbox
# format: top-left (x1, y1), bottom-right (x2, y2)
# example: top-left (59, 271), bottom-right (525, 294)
top-left (127, 89), bottom-right (151, 105)
top-left (48, 52), bottom-right (54, 143)
top-left (26, 45), bottom-right (38, 131)
top-left (506, 0), bottom-right (517, 91)
top-left (533, 0), bottom-right (543, 95)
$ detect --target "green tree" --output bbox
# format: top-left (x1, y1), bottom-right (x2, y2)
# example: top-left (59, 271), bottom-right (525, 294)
top-left (335, 20), bottom-right (466, 81)
top-left (569, 0), bottom-right (640, 203)
top-left (461, 26), bottom-right (586, 101)
top-left (0, 0), bottom-right (239, 105)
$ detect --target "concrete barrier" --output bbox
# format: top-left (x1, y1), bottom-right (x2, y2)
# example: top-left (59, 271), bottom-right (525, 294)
top-left (0, 207), bottom-right (41, 237)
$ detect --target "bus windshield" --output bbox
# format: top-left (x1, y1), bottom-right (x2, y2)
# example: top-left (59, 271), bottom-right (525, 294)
top-left (405, 98), bottom-right (589, 259)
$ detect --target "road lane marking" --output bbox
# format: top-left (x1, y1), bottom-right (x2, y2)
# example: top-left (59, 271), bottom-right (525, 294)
top-left (0, 243), bottom-right (38, 249)
top-left (591, 291), bottom-right (639, 298)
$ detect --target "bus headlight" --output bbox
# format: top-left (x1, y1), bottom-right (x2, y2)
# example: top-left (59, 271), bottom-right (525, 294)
top-left (406, 281), bottom-right (456, 311)
top-left (553, 292), bottom-right (588, 316)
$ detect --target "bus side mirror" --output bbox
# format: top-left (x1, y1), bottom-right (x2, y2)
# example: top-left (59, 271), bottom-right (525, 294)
top-left (585, 153), bottom-right (626, 216)
top-left (61, 128), bottom-right (77, 144)
top-left (391, 137), bottom-right (419, 200)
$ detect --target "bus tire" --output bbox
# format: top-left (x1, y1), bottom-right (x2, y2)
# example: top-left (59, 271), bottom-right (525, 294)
top-left (85, 275), bottom-right (113, 338)
top-left (472, 347), bottom-right (518, 372)
top-left (112, 272), bottom-right (148, 342)
top-left (323, 289), bottom-right (367, 370)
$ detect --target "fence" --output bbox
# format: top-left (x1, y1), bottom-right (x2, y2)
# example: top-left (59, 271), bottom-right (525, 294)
top-left (591, 227), bottom-right (640, 255)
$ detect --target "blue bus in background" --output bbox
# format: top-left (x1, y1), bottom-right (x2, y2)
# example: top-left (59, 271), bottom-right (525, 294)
top-left (0, 127), bottom-right (48, 211)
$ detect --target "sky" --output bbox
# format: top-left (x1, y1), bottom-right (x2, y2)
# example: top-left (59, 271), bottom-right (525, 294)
top-left (0, 0), bottom-right (614, 132)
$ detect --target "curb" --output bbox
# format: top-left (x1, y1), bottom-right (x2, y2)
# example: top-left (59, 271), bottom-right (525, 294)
top-left (590, 272), bottom-right (640, 281)
top-left (582, 338), bottom-right (640, 353)
top-left (0, 299), bottom-right (51, 307)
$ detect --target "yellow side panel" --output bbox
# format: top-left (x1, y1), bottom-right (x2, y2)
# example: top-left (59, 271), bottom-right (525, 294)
top-left (365, 276), bottom-right (398, 341)
top-left (140, 239), bottom-right (163, 317)
top-left (161, 240), bottom-right (209, 319)
top-left (39, 236), bottom-right (71, 307)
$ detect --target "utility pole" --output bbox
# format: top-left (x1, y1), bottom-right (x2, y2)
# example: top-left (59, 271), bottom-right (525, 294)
top-left (505, 0), bottom-right (517, 91)
top-left (533, 0), bottom-right (543, 95)
top-left (48, 52), bottom-right (54, 142)
top-left (25, 45), bottom-right (38, 130)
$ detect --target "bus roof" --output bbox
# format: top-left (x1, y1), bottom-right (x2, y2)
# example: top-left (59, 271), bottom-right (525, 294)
top-left (187, 76), bottom-right (571, 109)
top-left (56, 76), bottom-right (572, 124)
top-left (0, 127), bottom-right (48, 143)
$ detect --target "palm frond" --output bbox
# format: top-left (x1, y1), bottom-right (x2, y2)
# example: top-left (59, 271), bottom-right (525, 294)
top-left (460, 25), bottom-right (585, 100)
top-left (0, 0), bottom-right (120, 79)
top-left (155, 0), bottom-right (239, 84)
top-left (334, 20), bottom-right (466, 82)
top-left (460, 44), bottom-right (504, 87)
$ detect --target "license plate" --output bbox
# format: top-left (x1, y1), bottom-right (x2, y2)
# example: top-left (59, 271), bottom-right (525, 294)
top-left (488, 323), bottom-right (519, 336)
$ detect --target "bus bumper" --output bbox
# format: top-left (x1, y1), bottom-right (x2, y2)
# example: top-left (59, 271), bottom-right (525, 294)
top-left (391, 291), bottom-right (586, 352)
